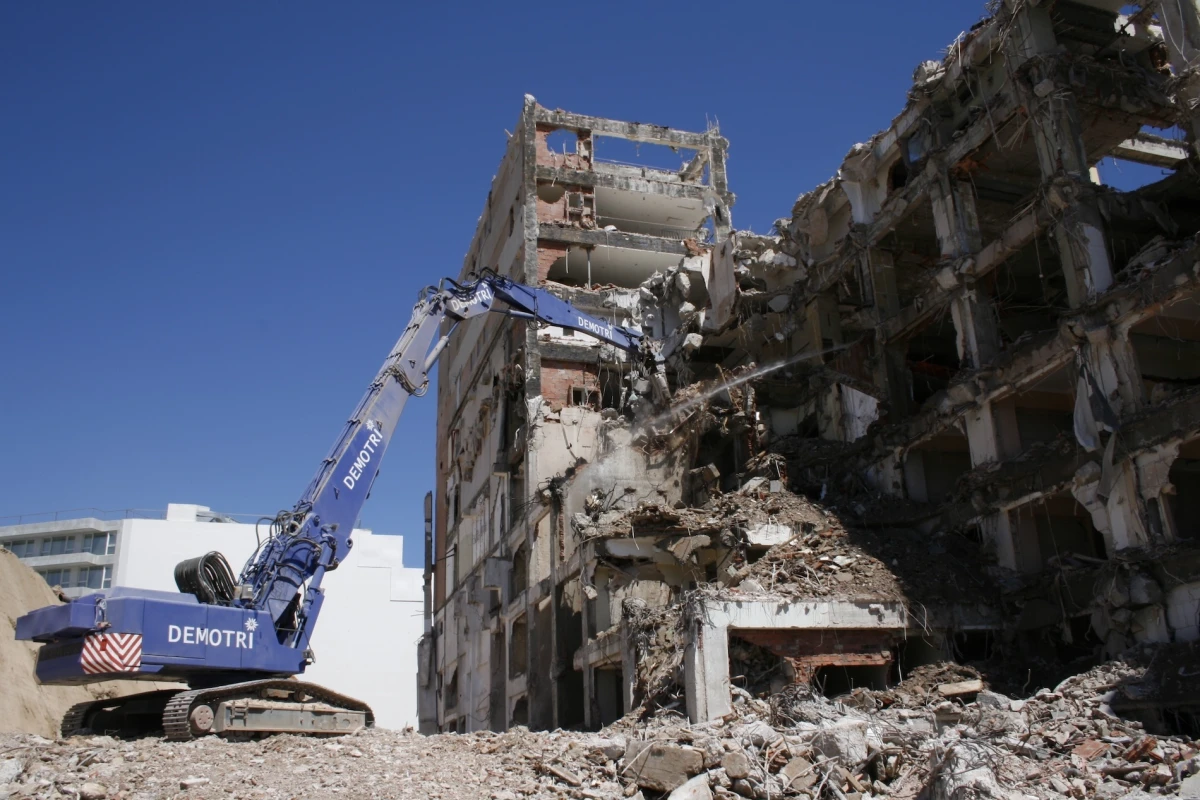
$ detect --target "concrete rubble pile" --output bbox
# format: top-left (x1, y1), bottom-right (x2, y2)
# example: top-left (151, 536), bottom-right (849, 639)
top-left (3, 654), bottom-right (1198, 799)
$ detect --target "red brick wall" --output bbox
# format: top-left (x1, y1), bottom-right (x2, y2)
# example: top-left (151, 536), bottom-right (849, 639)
top-left (536, 243), bottom-right (570, 282)
top-left (538, 359), bottom-right (599, 409)
top-left (535, 126), bottom-right (591, 170)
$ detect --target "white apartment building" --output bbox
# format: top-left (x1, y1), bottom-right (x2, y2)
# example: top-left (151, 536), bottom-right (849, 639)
top-left (0, 503), bottom-right (424, 729)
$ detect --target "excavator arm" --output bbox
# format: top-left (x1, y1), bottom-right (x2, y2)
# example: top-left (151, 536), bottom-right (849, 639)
top-left (235, 271), bottom-right (663, 653)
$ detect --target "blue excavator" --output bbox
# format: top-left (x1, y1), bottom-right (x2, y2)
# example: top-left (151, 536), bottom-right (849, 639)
top-left (16, 271), bottom-right (665, 739)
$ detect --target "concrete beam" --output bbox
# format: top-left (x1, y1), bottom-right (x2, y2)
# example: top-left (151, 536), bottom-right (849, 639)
top-left (679, 150), bottom-right (708, 182)
top-left (534, 107), bottom-right (711, 149)
top-left (684, 598), bottom-right (997, 722)
top-left (1110, 134), bottom-right (1190, 169)
top-left (535, 165), bottom-right (710, 200)
top-left (684, 599), bottom-right (909, 722)
top-left (538, 224), bottom-right (691, 255)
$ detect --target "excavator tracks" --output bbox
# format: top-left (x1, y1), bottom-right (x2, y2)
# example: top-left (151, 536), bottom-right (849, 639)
top-left (163, 679), bottom-right (373, 741)
top-left (58, 681), bottom-right (371, 740)
top-left (60, 690), bottom-right (181, 738)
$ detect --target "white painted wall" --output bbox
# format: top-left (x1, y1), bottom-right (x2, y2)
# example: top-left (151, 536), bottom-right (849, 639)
top-left (112, 504), bottom-right (423, 730)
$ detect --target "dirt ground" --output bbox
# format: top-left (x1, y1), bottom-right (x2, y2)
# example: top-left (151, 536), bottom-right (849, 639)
top-left (0, 549), bottom-right (179, 740)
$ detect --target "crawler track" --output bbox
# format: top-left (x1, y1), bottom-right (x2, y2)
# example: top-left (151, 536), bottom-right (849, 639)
top-left (60, 689), bottom-right (181, 738)
top-left (163, 679), bottom-right (373, 740)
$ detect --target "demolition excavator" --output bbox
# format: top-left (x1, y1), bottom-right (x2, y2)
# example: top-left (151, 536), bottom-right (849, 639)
top-left (16, 270), bottom-right (666, 740)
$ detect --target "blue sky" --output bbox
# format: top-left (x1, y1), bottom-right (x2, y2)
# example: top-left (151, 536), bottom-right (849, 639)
top-left (0, 1), bottom-right (1075, 568)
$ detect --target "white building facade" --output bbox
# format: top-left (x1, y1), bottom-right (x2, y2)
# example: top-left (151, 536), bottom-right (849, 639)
top-left (0, 503), bottom-right (423, 730)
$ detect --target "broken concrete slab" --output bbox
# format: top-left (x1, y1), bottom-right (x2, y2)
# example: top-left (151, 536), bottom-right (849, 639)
top-left (811, 719), bottom-right (871, 766)
top-left (744, 523), bottom-right (792, 548)
top-left (667, 774), bottom-right (712, 800)
top-left (719, 751), bottom-right (750, 780)
top-left (937, 679), bottom-right (984, 697)
top-left (780, 756), bottom-right (817, 791)
top-left (621, 742), bottom-right (704, 792)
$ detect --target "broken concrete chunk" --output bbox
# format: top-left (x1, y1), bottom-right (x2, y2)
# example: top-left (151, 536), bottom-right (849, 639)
top-left (695, 737), bottom-right (724, 769)
top-left (180, 777), bottom-right (210, 790)
top-left (720, 752), bottom-right (751, 780)
top-left (682, 333), bottom-right (704, 353)
top-left (930, 743), bottom-right (1019, 800)
top-left (729, 778), bottom-right (757, 798)
top-left (767, 295), bottom-right (790, 313)
top-left (667, 774), bottom-right (712, 800)
top-left (669, 535), bottom-right (712, 563)
top-left (811, 720), bottom-right (870, 766)
top-left (975, 690), bottom-right (1011, 709)
top-left (546, 764), bottom-right (582, 786)
top-left (1033, 78), bottom-right (1056, 97)
top-left (79, 783), bottom-right (109, 800)
top-left (0, 759), bottom-right (22, 785)
top-left (936, 679), bottom-right (984, 697)
top-left (1128, 573), bottom-right (1163, 607)
top-left (594, 737), bottom-right (627, 762)
top-left (621, 742), bottom-right (704, 793)
top-left (781, 757), bottom-right (817, 791)
top-left (745, 523), bottom-right (792, 548)
top-left (738, 477), bottom-right (768, 495)
top-left (740, 720), bottom-right (782, 748)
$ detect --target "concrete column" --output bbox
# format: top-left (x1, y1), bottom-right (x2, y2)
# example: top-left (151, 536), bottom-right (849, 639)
top-left (1006, 3), bottom-right (1113, 308)
top-left (930, 176), bottom-right (1005, 377)
top-left (1089, 326), bottom-right (1146, 416)
top-left (1072, 464), bottom-right (1150, 555)
top-left (964, 398), bottom-right (1022, 467)
top-left (903, 450), bottom-right (930, 503)
top-left (683, 617), bottom-right (731, 723)
top-left (866, 449), bottom-right (905, 498)
top-left (805, 293), bottom-right (847, 441)
top-left (867, 248), bottom-right (915, 420)
top-left (619, 619), bottom-right (637, 715)
top-left (708, 136), bottom-right (734, 240)
top-left (950, 285), bottom-right (1002, 370)
top-left (982, 508), bottom-right (1041, 573)
top-left (867, 248), bottom-right (900, 318)
top-left (876, 344), bottom-right (915, 419)
top-left (1135, 441), bottom-right (1182, 544)
top-left (929, 177), bottom-right (982, 258)
top-left (582, 664), bottom-right (597, 730)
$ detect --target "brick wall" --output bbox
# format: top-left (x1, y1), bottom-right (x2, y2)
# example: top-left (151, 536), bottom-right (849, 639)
top-left (536, 243), bottom-right (570, 282)
top-left (539, 359), bottom-right (600, 409)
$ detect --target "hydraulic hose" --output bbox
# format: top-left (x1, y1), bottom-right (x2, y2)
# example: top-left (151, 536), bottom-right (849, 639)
top-left (174, 551), bottom-right (237, 605)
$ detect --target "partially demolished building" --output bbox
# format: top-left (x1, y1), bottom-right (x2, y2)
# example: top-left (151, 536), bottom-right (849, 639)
top-left (419, 0), bottom-right (1200, 738)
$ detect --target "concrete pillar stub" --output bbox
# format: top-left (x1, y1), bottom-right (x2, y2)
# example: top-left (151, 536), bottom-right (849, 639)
top-left (684, 620), bottom-right (731, 723)
top-left (867, 248), bottom-right (900, 319)
top-left (1005, 3), bottom-right (1114, 308)
top-left (619, 619), bottom-right (637, 715)
top-left (1135, 441), bottom-right (1183, 543)
top-left (1087, 326), bottom-right (1146, 415)
top-left (805, 293), bottom-right (846, 440)
top-left (876, 344), bottom-right (915, 420)
top-left (950, 287), bottom-right (1003, 370)
top-left (930, 177), bottom-right (982, 259)
top-left (984, 508), bottom-right (1041, 573)
top-left (965, 398), bottom-right (1021, 468)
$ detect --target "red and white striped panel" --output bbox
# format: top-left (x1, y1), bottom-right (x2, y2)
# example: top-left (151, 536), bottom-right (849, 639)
top-left (80, 633), bottom-right (142, 675)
